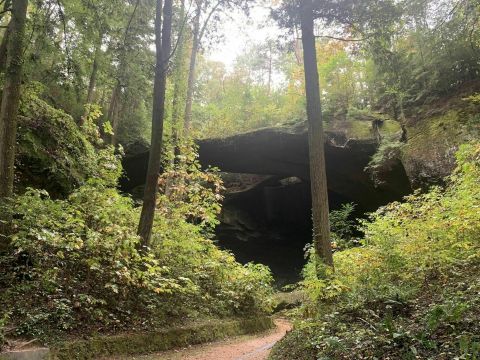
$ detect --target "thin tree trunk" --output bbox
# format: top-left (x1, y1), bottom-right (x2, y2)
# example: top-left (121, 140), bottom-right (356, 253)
top-left (137, 0), bottom-right (174, 247)
top-left (171, 0), bottom-right (187, 150)
top-left (267, 42), bottom-right (272, 94)
top-left (183, 2), bottom-right (201, 136)
top-left (300, 0), bottom-right (334, 269)
top-left (0, 0), bottom-right (12, 74)
top-left (101, 0), bottom-right (140, 134)
top-left (294, 28), bottom-right (302, 65)
top-left (105, 82), bottom-right (120, 144)
top-left (0, 25), bottom-right (10, 74)
top-left (79, 35), bottom-right (103, 127)
top-left (86, 60), bottom-right (99, 106)
top-left (0, 0), bottom-right (28, 199)
top-left (86, 36), bottom-right (102, 105)
top-left (111, 97), bottom-right (121, 146)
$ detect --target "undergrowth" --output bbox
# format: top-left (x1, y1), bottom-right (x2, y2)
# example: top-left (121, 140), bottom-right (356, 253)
top-left (0, 138), bottom-right (273, 346)
top-left (271, 142), bottom-right (480, 360)
top-left (16, 84), bottom-right (119, 196)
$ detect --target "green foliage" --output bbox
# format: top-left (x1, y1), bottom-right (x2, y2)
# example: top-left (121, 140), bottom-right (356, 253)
top-left (0, 313), bottom-right (7, 349)
top-left (0, 148), bottom-right (273, 342)
top-left (16, 85), bottom-right (121, 195)
top-left (329, 203), bottom-right (358, 250)
top-left (1, 184), bottom-right (160, 338)
top-left (192, 50), bottom-right (306, 138)
top-left (159, 141), bottom-right (225, 235)
top-left (21, 0), bottom-right (155, 146)
top-left (81, 103), bottom-right (104, 145)
top-left (366, 137), bottom-right (404, 185)
top-left (336, 142), bottom-right (479, 305)
top-left (364, 0), bottom-right (480, 115)
top-left (463, 93), bottom-right (480, 105)
top-left (272, 143), bottom-right (480, 359)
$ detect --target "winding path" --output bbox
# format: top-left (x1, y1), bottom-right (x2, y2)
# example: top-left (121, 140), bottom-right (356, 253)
top-left (124, 319), bottom-right (291, 360)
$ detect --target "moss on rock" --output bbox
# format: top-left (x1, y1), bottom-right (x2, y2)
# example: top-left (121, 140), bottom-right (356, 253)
top-left (16, 88), bottom-right (101, 196)
top-left (324, 111), bottom-right (402, 143)
top-left (401, 102), bottom-right (480, 187)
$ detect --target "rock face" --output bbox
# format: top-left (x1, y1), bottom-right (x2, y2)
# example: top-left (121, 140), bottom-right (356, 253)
top-left (16, 91), bottom-right (102, 196)
top-left (120, 108), bottom-right (477, 283)
top-left (197, 118), bottom-right (412, 212)
top-left (400, 89), bottom-right (480, 188)
top-left (191, 116), bottom-right (413, 284)
top-left (122, 116), bottom-right (412, 210)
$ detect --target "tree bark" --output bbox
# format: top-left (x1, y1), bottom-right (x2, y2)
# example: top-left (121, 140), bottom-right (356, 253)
top-left (0, 25), bottom-right (10, 75)
top-left (86, 36), bottom-right (102, 105)
top-left (106, 82), bottom-right (121, 144)
top-left (183, 1), bottom-right (201, 136)
top-left (300, 0), bottom-right (334, 269)
top-left (137, 0), bottom-right (173, 247)
top-left (171, 0), bottom-right (187, 150)
top-left (0, 0), bottom-right (28, 200)
top-left (0, 0), bottom-right (12, 74)
top-left (111, 94), bottom-right (121, 147)
top-left (79, 34), bottom-right (103, 127)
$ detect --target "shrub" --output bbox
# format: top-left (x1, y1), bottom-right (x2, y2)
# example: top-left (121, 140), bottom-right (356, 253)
top-left (0, 313), bottom-right (7, 350)
top-left (272, 143), bottom-right (480, 359)
top-left (366, 137), bottom-right (404, 186)
top-left (305, 142), bottom-right (480, 308)
top-left (0, 146), bottom-right (274, 341)
top-left (16, 84), bottom-right (121, 196)
top-left (338, 142), bottom-right (480, 305)
top-left (330, 203), bottom-right (358, 250)
top-left (0, 184), bottom-right (273, 340)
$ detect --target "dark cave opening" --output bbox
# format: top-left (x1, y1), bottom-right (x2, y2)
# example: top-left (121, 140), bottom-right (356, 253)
top-left (215, 175), bottom-right (357, 287)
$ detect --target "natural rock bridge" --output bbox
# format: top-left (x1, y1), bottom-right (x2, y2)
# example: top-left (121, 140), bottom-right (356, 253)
top-left (121, 117), bottom-right (413, 284)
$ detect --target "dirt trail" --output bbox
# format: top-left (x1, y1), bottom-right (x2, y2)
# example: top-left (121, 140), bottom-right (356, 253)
top-left (121, 319), bottom-right (291, 360)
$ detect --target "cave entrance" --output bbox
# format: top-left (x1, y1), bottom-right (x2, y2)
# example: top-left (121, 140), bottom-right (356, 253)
top-left (120, 122), bottom-right (414, 286)
top-left (215, 173), bottom-right (353, 287)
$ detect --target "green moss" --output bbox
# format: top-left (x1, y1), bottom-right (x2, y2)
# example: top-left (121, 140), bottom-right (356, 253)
top-left (325, 110), bottom-right (401, 141)
top-left (48, 317), bottom-right (273, 360)
top-left (401, 110), bottom-right (475, 185)
top-left (404, 110), bottom-right (463, 153)
top-left (349, 120), bottom-right (373, 139)
top-left (16, 88), bottom-right (100, 196)
top-left (380, 119), bottom-right (402, 137)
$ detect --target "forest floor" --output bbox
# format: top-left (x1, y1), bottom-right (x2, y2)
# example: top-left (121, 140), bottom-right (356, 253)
top-left (112, 319), bottom-right (291, 360)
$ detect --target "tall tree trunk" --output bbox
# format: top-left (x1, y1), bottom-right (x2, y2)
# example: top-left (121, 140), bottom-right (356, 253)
top-left (300, 0), bottom-right (334, 269)
top-left (105, 82), bottom-right (120, 144)
top-left (0, 0), bottom-right (28, 200)
top-left (0, 0), bottom-right (12, 74)
top-left (137, 0), bottom-right (173, 247)
top-left (86, 36), bottom-right (102, 105)
top-left (267, 42), bottom-right (272, 95)
top-left (101, 0), bottom-right (140, 136)
top-left (293, 28), bottom-right (302, 65)
top-left (79, 34), bottom-right (103, 127)
top-left (0, 0), bottom-right (28, 251)
top-left (183, 2), bottom-right (201, 136)
top-left (86, 55), bottom-right (99, 106)
top-left (111, 97), bottom-right (121, 147)
top-left (0, 26), bottom-right (10, 75)
top-left (171, 0), bottom-right (187, 150)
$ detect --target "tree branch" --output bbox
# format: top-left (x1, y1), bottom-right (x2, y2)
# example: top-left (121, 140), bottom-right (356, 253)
top-left (165, 0), bottom-right (194, 64)
top-left (314, 34), bottom-right (364, 42)
top-left (198, 0), bottom-right (223, 44)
